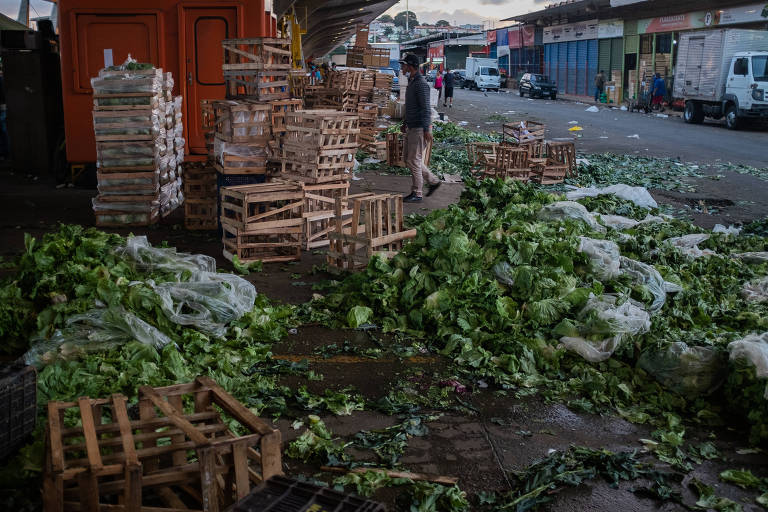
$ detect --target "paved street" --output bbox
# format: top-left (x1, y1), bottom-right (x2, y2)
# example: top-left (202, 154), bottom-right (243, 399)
top-left (440, 88), bottom-right (768, 168)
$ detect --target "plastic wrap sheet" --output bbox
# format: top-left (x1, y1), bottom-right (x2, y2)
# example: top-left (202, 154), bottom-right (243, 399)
top-left (565, 184), bottom-right (658, 209)
top-left (24, 307), bottom-right (172, 367)
top-left (728, 333), bottom-right (768, 398)
top-left (579, 237), bottom-right (621, 280)
top-left (538, 201), bottom-right (606, 233)
top-left (664, 234), bottom-right (715, 259)
top-left (620, 256), bottom-right (682, 313)
top-left (742, 276), bottom-right (768, 302)
top-left (117, 236), bottom-right (215, 275)
top-left (560, 295), bottom-right (651, 363)
top-left (214, 138), bottom-right (267, 168)
top-left (638, 342), bottom-right (727, 396)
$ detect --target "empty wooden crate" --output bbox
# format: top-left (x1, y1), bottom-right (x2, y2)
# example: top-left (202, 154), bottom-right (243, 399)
top-left (43, 376), bottom-right (282, 512)
top-left (222, 38), bottom-right (291, 100)
top-left (303, 181), bottom-right (351, 250)
top-left (327, 194), bottom-right (417, 272)
top-left (502, 120), bottom-right (545, 144)
top-left (213, 100), bottom-right (271, 144)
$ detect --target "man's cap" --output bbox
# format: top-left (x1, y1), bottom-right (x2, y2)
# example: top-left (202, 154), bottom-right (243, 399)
top-left (399, 53), bottom-right (420, 68)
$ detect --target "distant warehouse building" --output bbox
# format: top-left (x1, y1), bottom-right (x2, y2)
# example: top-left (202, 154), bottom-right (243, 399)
top-left (504, 0), bottom-right (768, 100)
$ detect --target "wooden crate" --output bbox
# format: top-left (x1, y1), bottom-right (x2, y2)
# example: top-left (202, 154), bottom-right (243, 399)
top-left (93, 196), bottom-right (159, 227)
top-left (96, 140), bottom-right (163, 171)
top-left (502, 120), bottom-right (546, 143)
top-left (213, 100), bottom-right (271, 144)
top-left (96, 171), bottom-right (160, 197)
top-left (327, 194), bottom-right (417, 272)
top-left (183, 162), bottom-right (217, 199)
top-left (43, 377), bottom-right (282, 512)
top-left (219, 182), bottom-right (304, 232)
top-left (303, 87), bottom-right (342, 110)
top-left (269, 99), bottom-right (303, 140)
top-left (284, 110), bottom-right (359, 150)
top-left (92, 110), bottom-right (160, 142)
top-left (214, 139), bottom-right (269, 175)
top-left (222, 222), bottom-right (302, 264)
top-left (279, 145), bottom-right (355, 184)
top-left (223, 38), bottom-right (291, 101)
top-left (303, 181), bottom-right (351, 249)
top-left (185, 199), bottom-right (218, 230)
top-left (385, 133), bottom-right (432, 168)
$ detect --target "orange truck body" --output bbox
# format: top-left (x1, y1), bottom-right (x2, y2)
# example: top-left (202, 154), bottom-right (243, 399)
top-left (58, 0), bottom-right (274, 163)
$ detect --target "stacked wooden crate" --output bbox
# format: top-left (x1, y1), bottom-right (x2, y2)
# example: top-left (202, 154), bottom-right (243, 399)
top-left (212, 100), bottom-right (271, 177)
top-left (223, 38), bottom-right (291, 100)
top-left (357, 102), bottom-right (379, 152)
top-left (279, 110), bottom-right (358, 249)
top-left (42, 377), bottom-right (282, 512)
top-left (220, 182), bottom-right (304, 263)
top-left (372, 71), bottom-right (393, 110)
top-left (183, 162), bottom-right (218, 230)
top-left (91, 65), bottom-right (182, 227)
top-left (161, 77), bottom-right (184, 217)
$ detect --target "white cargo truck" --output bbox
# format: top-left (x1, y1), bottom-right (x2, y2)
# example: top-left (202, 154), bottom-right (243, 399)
top-left (674, 29), bottom-right (768, 129)
top-left (464, 57), bottom-right (501, 91)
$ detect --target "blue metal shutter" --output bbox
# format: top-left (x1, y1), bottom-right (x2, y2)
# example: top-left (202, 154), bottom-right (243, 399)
top-left (575, 40), bottom-right (587, 96)
top-left (567, 41), bottom-right (578, 94)
top-left (544, 44), bottom-right (553, 82)
top-left (588, 39), bottom-right (599, 97)
top-left (558, 43), bottom-right (567, 93)
top-left (490, 43), bottom-right (497, 59)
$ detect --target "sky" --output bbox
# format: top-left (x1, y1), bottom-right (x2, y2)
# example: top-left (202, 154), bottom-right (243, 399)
top-left (383, 0), bottom-right (544, 28)
top-left (0, 0), bottom-right (52, 21)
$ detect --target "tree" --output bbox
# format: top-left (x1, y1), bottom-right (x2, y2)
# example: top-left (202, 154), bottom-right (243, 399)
top-left (393, 11), bottom-right (419, 30)
top-left (383, 26), bottom-right (394, 38)
top-left (435, 19), bottom-right (450, 27)
top-left (378, 14), bottom-right (394, 23)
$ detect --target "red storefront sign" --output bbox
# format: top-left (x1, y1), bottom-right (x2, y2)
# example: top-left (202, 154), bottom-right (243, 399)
top-left (427, 43), bottom-right (444, 59)
top-left (487, 30), bottom-right (496, 43)
top-left (509, 25), bottom-right (536, 49)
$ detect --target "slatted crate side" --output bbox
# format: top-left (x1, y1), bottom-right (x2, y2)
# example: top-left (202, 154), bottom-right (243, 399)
top-left (269, 99), bottom-right (303, 138)
top-left (222, 38), bottom-right (292, 72)
top-left (327, 194), bottom-right (417, 272)
top-left (284, 110), bottom-right (359, 149)
top-left (185, 200), bottom-right (218, 231)
top-left (0, 364), bottom-right (36, 460)
top-left (97, 170), bottom-right (160, 196)
top-left (502, 120), bottom-right (546, 143)
top-left (222, 222), bottom-right (302, 264)
top-left (44, 378), bottom-right (283, 512)
top-left (213, 100), bottom-right (271, 143)
top-left (224, 71), bottom-right (291, 102)
top-left (303, 182), bottom-right (352, 249)
top-left (220, 183), bottom-right (304, 231)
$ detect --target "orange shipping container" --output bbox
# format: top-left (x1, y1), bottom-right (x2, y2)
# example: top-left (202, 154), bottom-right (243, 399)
top-left (58, 0), bottom-right (275, 164)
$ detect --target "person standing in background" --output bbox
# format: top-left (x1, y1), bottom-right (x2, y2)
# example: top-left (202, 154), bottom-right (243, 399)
top-left (434, 70), bottom-right (443, 103)
top-left (399, 53), bottom-right (441, 203)
top-left (443, 68), bottom-right (454, 108)
top-left (594, 70), bottom-right (606, 102)
top-left (651, 73), bottom-right (666, 110)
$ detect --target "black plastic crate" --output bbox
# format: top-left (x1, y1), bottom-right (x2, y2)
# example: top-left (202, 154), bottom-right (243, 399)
top-left (0, 363), bottom-right (36, 460)
top-left (228, 475), bottom-right (386, 512)
top-left (217, 172), bottom-right (266, 189)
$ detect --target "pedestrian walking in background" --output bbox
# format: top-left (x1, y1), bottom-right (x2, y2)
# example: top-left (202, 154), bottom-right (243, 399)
top-left (435, 71), bottom-right (443, 102)
top-left (594, 70), bottom-right (606, 102)
top-left (399, 53), bottom-right (441, 203)
top-left (652, 73), bottom-right (667, 109)
top-left (443, 68), bottom-right (455, 108)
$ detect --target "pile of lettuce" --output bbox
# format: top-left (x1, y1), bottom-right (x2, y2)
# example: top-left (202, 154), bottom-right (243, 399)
top-left (306, 179), bottom-right (768, 443)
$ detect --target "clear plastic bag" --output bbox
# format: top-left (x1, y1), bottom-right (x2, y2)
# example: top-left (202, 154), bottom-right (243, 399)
top-left (24, 307), bottom-right (172, 367)
top-left (117, 236), bottom-right (216, 276)
top-left (538, 201), bottom-right (606, 233)
top-left (742, 276), bottom-right (768, 302)
top-left (566, 184), bottom-right (658, 209)
top-left (579, 237), bottom-right (621, 280)
top-left (728, 333), bottom-right (768, 398)
top-left (620, 257), bottom-right (682, 313)
top-left (151, 272), bottom-right (257, 337)
top-left (638, 342), bottom-right (727, 396)
top-left (713, 224), bottom-right (741, 235)
top-left (597, 214), bottom-right (665, 231)
top-left (214, 138), bottom-right (268, 167)
top-left (664, 234), bottom-right (715, 259)
top-left (560, 295), bottom-right (651, 362)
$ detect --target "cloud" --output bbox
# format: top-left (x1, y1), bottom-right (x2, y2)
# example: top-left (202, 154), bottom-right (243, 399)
top-left (478, 0), bottom-right (509, 4)
top-left (410, 9), bottom-right (488, 25)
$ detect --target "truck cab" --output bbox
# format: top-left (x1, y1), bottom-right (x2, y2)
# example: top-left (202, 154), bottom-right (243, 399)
top-left (721, 52), bottom-right (768, 128)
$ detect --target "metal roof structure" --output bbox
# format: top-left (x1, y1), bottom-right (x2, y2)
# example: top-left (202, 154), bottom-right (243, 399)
top-left (399, 31), bottom-right (484, 50)
top-left (503, 0), bottom-right (759, 25)
top-left (274, 0), bottom-right (399, 58)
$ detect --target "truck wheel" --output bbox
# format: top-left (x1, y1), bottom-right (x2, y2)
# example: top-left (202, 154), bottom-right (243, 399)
top-left (684, 101), bottom-right (704, 124)
top-left (725, 105), bottom-right (741, 130)
top-left (519, 88), bottom-right (525, 97)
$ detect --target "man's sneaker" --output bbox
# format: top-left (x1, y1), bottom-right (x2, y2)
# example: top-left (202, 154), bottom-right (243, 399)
top-left (426, 182), bottom-right (442, 197)
top-left (403, 193), bottom-right (423, 203)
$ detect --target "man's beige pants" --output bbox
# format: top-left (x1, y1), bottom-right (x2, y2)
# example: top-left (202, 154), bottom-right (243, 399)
top-left (404, 128), bottom-right (439, 196)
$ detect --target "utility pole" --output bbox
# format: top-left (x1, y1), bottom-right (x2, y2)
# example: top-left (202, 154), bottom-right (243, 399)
top-left (405, 0), bottom-right (409, 34)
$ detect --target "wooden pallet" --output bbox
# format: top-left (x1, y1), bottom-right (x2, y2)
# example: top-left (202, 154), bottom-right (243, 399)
top-left (213, 100), bottom-right (271, 144)
top-left (284, 110), bottom-right (359, 150)
top-left (303, 181), bottom-right (351, 249)
top-left (222, 222), bottom-right (302, 264)
top-left (502, 120), bottom-right (546, 144)
top-left (327, 194), bottom-right (417, 272)
top-left (43, 377), bottom-right (282, 512)
top-left (219, 182), bottom-right (304, 232)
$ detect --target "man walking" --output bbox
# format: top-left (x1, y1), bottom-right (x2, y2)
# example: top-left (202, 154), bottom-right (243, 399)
top-left (443, 68), bottom-right (454, 108)
top-left (594, 70), bottom-right (606, 102)
top-left (399, 53), bottom-right (441, 203)
top-left (651, 73), bottom-right (666, 109)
